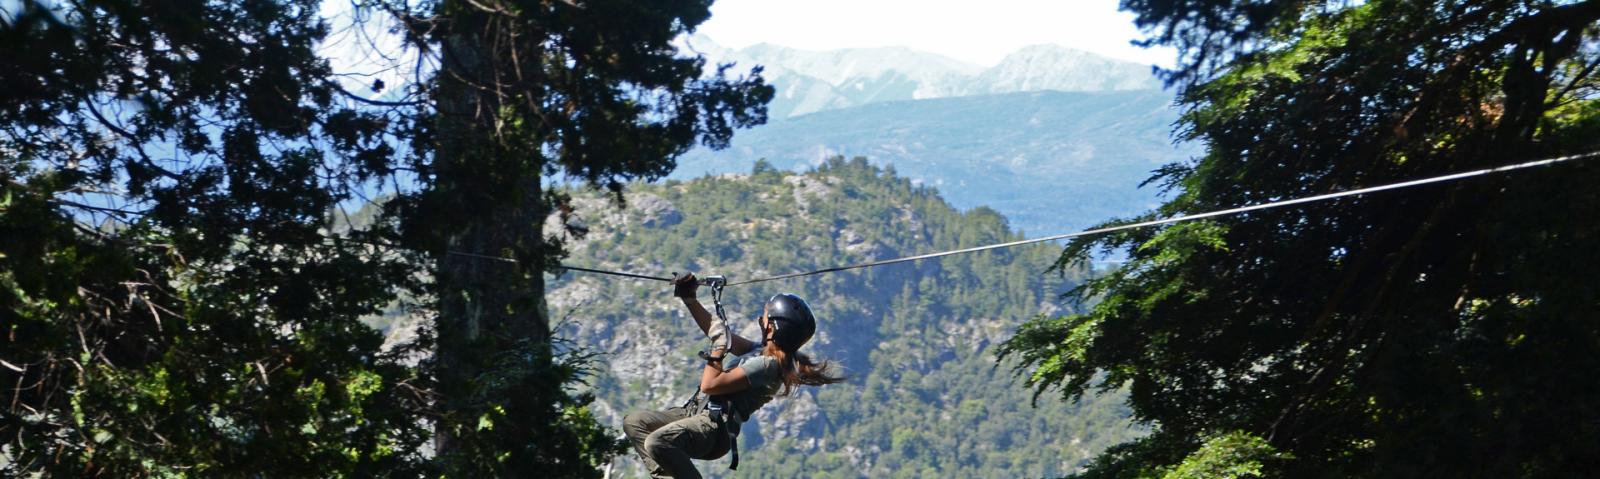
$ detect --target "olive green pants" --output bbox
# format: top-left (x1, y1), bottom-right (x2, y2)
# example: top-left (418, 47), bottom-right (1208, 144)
top-left (623, 406), bottom-right (731, 479)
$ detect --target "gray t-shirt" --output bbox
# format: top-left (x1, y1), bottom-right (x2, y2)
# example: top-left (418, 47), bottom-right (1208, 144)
top-left (723, 353), bottom-right (782, 419)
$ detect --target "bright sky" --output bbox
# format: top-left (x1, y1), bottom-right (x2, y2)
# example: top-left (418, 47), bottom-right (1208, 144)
top-left (317, 0), bottom-right (1177, 96)
top-left (696, 0), bottom-right (1175, 68)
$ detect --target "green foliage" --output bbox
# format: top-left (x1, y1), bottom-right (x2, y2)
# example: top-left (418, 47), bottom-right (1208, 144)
top-left (551, 157), bottom-right (1140, 477)
top-left (426, 338), bottom-right (621, 477)
top-left (1, 1), bottom-right (428, 474)
top-left (1, 0), bottom-right (769, 476)
top-left (1005, 1), bottom-right (1600, 477)
top-left (1162, 432), bottom-right (1285, 479)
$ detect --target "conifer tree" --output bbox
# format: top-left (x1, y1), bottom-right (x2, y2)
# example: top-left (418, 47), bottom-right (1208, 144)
top-left (2, 0), bottom-right (429, 474)
top-left (384, 0), bottom-right (772, 474)
top-left (0, 0), bottom-right (770, 475)
top-left (1004, 2), bottom-right (1600, 477)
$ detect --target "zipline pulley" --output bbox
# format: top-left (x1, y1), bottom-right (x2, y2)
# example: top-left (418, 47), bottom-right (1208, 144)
top-left (686, 274), bottom-right (730, 362)
top-left (701, 274), bottom-right (728, 329)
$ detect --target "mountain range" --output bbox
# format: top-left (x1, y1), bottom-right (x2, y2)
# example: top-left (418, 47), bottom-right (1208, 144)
top-left (676, 90), bottom-right (1186, 235)
top-left (683, 34), bottom-right (1163, 119)
top-left (672, 37), bottom-right (1193, 238)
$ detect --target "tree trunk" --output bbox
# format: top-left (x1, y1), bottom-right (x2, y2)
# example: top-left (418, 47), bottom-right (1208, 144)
top-left (431, 10), bottom-right (550, 455)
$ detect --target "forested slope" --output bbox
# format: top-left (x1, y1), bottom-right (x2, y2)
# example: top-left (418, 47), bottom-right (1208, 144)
top-left (543, 158), bottom-right (1139, 477)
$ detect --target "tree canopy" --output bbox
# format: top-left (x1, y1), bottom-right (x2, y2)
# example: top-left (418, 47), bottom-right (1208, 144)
top-left (1004, 1), bottom-right (1600, 477)
top-left (0, 0), bottom-right (769, 476)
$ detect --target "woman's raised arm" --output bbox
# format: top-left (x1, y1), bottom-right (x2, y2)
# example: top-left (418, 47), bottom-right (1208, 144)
top-left (675, 274), bottom-right (757, 356)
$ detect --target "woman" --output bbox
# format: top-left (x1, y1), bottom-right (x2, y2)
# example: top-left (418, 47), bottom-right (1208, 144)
top-left (623, 273), bottom-right (845, 479)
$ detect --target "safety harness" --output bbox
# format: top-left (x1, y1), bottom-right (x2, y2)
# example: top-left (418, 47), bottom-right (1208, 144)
top-left (679, 275), bottom-right (747, 470)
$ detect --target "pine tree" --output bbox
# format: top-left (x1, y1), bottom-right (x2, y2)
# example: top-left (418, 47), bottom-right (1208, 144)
top-left (375, 0), bottom-right (773, 474)
top-left (0, 0), bottom-right (771, 475)
top-left (2, 0), bottom-right (428, 474)
top-left (1003, 2), bottom-right (1600, 477)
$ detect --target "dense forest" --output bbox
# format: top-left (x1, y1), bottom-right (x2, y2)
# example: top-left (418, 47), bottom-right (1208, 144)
top-left (524, 157), bottom-right (1139, 477)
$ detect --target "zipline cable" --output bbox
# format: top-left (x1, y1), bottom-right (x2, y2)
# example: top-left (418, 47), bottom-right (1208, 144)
top-left (436, 149), bottom-right (1599, 286)
top-left (727, 149), bottom-right (1600, 285)
top-left (440, 250), bottom-right (676, 282)
top-left (559, 265), bottom-right (677, 282)
top-left (323, 237), bottom-right (677, 282)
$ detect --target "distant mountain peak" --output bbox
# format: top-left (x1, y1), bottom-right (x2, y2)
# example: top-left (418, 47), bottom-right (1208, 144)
top-left (735, 41), bottom-right (983, 86)
top-left (1008, 43), bottom-right (1103, 56)
top-left (681, 35), bottom-right (1163, 118)
top-left (972, 44), bottom-right (1161, 95)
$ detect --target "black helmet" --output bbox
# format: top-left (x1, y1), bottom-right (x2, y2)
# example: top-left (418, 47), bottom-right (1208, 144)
top-left (765, 293), bottom-right (816, 351)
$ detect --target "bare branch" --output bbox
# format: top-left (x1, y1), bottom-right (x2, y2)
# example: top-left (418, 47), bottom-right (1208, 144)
top-left (336, 83), bottom-right (425, 107)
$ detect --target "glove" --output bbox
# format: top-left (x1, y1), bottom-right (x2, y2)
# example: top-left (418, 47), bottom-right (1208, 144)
top-left (673, 273), bottom-right (699, 299)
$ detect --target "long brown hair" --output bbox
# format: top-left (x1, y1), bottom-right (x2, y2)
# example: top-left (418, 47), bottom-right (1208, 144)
top-left (763, 342), bottom-right (846, 396)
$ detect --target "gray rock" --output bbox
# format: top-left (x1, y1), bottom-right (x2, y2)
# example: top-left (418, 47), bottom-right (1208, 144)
top-left (749, 390), bottom-right (827, 449)
top-left (631, 193), bottom-right (682, 228)
top-left (783, 174), bottom-right (836, 212)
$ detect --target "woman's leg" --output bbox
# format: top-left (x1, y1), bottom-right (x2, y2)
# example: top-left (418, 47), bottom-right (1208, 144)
top-left (642, 413), bottom-right (728, 479)
top-left (624, 408), bottom-right (689, 477)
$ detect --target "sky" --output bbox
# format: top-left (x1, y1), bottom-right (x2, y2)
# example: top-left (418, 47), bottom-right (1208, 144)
top-left (696, 0), bottom-right (1176, 68)
top-left (317, 0), bottom-right (1176, 94)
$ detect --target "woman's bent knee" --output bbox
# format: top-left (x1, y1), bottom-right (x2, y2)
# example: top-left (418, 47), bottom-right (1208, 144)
top-left (643, 434), bottom-right (670, 455)
top-left (624, 411), bottom-right (647, 429)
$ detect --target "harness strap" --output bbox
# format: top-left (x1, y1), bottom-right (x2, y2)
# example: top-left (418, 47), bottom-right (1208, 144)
top-left (706, 397), bottom-right (743, 470)
top-left (730, 430), bottom-right (739, 470)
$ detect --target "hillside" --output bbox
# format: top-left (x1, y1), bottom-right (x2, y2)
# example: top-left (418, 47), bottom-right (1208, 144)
top-left (674, 90), bottom-right (1193, 236)
top-left (547, 158), bottom-right (1140, 477)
